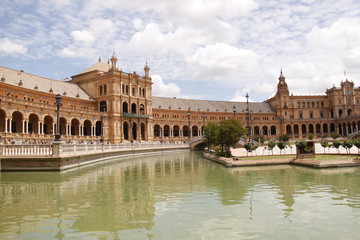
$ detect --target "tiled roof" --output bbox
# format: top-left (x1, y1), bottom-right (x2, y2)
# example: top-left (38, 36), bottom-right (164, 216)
top-left (0, 66), bottom-right (92, 100)
top-left (152, 96), bottom-right (275, 113)
top-left (78, 61), bottom-right (111, 75)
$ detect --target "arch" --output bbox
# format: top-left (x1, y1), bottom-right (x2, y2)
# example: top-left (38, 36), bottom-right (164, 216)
top-left (83, 120), bottom-right (92, 136)
top-left (95, 121), bottom-right (101, 136)
top-left (12, 111), bottom-right (23, 133)
top-left (183, 125), bottom-right (190, 137)
top-left (141, 123), bottom-right (145, 140)
top-left (60, 117), bottom-right (67, 135)
top-left (173, 125), bottom-right (180, 137)
top-left (338, 123), bottom-right (343, 135)
top-left (308, 124), bottom-right (314, 134)
top-left (294, 124), bottom-right (299, 136)
top-left (139, 104), bottom-right (145, 114)
top-left (0, 108), bottom-right (6, 132)
top-left (330, 123), bottom-right (335, 133)
top-left (99, 101), bottom-right (107, 112)
top-left (154, 124), bottom-right (160, 137)
top-left (348, 122), bottom-right (352, 134)
top-left (28, 113), bottom-right (39, 134)
top-left (316, 123), bottom-right (321, 135)
top-left (123, 122), bottom-right (129, 140)
top-left (352, 121), bottom-right (357, 133)
top-left (43, 115), bottom-right (53, 134)
top-left (262, 126), bottom-right (268, 135)
top-left (131, 103), bottom-right (137, 114)
top-left (301, 124), bottom-right (307, 136)
top-left (192, 125), bottom-right (199, 137)
top-left (71, 118), bottom-right (80, 135)
top-left (254, 126), bottom-right (260, 135)
top-left (339, 109), bottom-right (343, 118)
top-left (343, 123), bottom-right (347, 135)
top-left (270, 125), bottom-right (276, 135)
top-left (323, 123), bottom-right (328, 135)
top-left (123, 102), bottom-right (128, 113)
top-left (131, 122), bottom-right (137, 141)
top-left (330, 109), bottom-right (334, 118)
top-left (164, 125), bottom-right (170, 137)
top-left (286, 124), bottom-right (292, 135)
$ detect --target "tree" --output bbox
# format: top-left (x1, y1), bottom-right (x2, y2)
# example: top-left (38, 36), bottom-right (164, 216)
top-left (268, 141), bottom-right (276, 155)
top-left (353, 138), bottom-right (360, 159)
top-left (277, 141), bottom-right (287, 155)
top-left (308, 133), bottom-right (314, 140)
top-left (331, 132), bottom-right (340, 139)
top-left (320, 140), bottom-right (329, 154)
top-left (278, 134), bottom-right (290, 142)
top-left (204, 122), bottom-right (219, 150)
top-left (341, 140), bottom-right (353, 155)
top-left (217, 119), bottom-right (246, 157)
top-left (332, 140), bottom-right (341, 153)
top-left (295, 140), bottom-right (307, 154)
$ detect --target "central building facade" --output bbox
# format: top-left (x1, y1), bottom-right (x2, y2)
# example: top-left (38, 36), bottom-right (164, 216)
top-left (0, 54), bottom-right (359, 144)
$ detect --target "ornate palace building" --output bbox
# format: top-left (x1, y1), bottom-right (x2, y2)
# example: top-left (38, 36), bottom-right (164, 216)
top-left (1, 54), bottom-right (360, 144)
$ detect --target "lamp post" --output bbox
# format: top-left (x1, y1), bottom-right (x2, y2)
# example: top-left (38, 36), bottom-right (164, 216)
top-left (246, 93), bottom-right (251, 142)
top-left (55, 94), bottom-right (62, 142)
top-left (202, 112), bottom-right (206, 136)
top-left (187, 110), bottom-right (191, 141)
top-left (100, 114), bottom-right (104, 143)
top-left (233, 105), bottom-right (236, 118)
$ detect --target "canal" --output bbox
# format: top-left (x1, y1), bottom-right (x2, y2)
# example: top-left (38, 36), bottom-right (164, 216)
top-left (1, 150), bottom-right (360, 239)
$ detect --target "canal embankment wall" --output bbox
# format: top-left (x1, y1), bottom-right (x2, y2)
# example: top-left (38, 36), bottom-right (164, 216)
top-left (203, 152), bottom-right (360, 168)
top-left (0, 146), bottom-right (190, 171)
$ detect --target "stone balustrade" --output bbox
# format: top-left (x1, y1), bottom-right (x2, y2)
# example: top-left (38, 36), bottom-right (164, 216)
top-left (0, 142), bottom-right (189, 157)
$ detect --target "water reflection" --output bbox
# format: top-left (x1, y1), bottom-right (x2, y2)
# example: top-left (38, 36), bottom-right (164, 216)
top-left (1, 151), bottom-right (360, 239)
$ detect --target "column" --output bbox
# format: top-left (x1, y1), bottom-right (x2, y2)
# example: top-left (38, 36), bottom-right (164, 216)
top-left (22, 120), bottom-right (25, 133)
top-left (66, 124), bottom-right (69, 135)
top-left (25, 120), bottom-right (29, 134)
top-left (79, 125), bottom-right (82, 136)
top-left (8, 118), bottom-right (12, 133)
top-left (38, 122), bottom-right (41, 134)
top-left (52, 123), bottom-right (55, 135)
top-left (5, 118), bottom-right (8, 132)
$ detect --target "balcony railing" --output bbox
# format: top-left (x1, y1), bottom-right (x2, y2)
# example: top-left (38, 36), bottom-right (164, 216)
top-left (123, 113), bottom-right (149, 118)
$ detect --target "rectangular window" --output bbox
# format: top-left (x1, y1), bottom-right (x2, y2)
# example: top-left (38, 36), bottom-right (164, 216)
top-left (132, 87), bottom-right (135, 96)
top-left (309, 111), bottom-right (313, 119)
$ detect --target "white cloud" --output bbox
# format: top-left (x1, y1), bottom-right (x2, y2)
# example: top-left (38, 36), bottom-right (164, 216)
top-left (152, 75), bottom-right (183, 98)
top-left (186, 43), bottom-right (259, 80)
top-left (0, 38), bottom-right (27, 55)
top-left (71, 30), bottom-right (95, 43)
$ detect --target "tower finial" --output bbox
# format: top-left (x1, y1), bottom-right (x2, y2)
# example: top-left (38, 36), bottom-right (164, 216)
top-left (144, 59), bottom-right (150, 77)
top-left (110, 50), bottom-right (118, 69)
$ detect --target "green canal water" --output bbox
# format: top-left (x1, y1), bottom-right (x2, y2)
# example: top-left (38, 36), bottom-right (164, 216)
top-left (1, 151), bottom-right (360, 240)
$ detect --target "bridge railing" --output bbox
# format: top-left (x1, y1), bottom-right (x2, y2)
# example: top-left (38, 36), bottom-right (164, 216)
top-left (1, 142), bottom-right (189, 157)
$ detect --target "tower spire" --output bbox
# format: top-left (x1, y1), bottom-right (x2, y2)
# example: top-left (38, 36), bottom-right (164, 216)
top-left (144, 59), bottom-right (150, 77)
top-left (110, 50), bottom-right (118, 70)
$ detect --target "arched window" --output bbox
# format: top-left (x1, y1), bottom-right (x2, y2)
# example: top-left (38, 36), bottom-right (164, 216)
top-left (99, 101), bottom-right (107, 112)
top-left (99, 85), bottom-right (103, 96)
top-left (131, 103), bottom-right (137, 114)
top-left (123, 102), bottom-right (128, 113)
top-left (139, 104), bottom-right (145, 114)
top-left (104, 85), bottom-right (107, 95)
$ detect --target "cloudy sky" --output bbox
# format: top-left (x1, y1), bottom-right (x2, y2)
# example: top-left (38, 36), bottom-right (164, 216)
top-left (1, 0), bottom-right (360, 102)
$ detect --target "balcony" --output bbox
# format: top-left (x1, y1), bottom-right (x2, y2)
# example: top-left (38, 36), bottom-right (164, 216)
top-left (123, 113), bottom-right (149, 118)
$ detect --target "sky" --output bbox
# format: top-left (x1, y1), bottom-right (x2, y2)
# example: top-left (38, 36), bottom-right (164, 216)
top-left (1, 0), bottom-right (360, 102)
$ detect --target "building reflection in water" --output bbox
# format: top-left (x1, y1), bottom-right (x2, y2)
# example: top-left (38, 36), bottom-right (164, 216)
top-left (1, 151), bottom-right (360, 239)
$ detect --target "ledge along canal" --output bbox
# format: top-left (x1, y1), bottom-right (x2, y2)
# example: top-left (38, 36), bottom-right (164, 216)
top-left (1, 150), bottom-right (360, 239)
